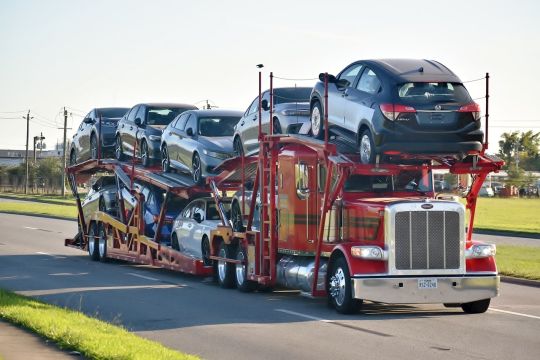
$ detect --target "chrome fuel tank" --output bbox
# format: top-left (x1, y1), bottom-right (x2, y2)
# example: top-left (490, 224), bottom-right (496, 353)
top-left (276, 256), bottom-right (327, 292)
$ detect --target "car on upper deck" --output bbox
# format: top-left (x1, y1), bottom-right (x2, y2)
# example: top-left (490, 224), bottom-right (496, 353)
top-left (160, 109), bottom-right (242, 184)
top-left (70, 107), bottom-right (129, 165)
top-left (310, 59), bottom-right (484, 164)
top-left (115, 103), bottom-right (197, 167)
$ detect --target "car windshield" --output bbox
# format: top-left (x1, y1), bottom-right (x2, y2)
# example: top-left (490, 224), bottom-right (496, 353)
top-left (206, 201), bottom-right (230, 221)
top-left (397, 83), bottom-right (471, 104)
top-left (273, 88), bottom-right (311, 105)
top-left (198, 116), bottom-right (239, 137)
top-left (344, 170), bottom-right (433, 193)
top-left (99, 108), bottom-right (129, 118)
top-left (147, 107), bottom-right (191, 126)
top-left (100, 176), bottom-right (116, 187)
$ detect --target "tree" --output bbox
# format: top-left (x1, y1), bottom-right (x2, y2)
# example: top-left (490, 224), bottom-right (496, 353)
top-left (498, 131), bottom-right (540, 171)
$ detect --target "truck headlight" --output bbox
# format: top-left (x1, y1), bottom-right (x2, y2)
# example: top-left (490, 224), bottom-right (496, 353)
top-left (351, 246), bottom-right (388, 260)
top-left (466, 244), bottom-right (496, 259)
top-left (148, 135), bottom-right (161, 142)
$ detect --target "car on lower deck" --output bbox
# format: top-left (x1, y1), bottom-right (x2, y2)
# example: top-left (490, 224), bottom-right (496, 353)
top-left (310, 59), bottom-right (484, 164)
top-left (70, 107), bottom-right (129, 165)
top-left (233, 87), bottom-right (312, 155)
top-left (171, 197), bottom-right (231, 265)
top-left (160, 109), bottom-right (241, 184)
top-left (81, 175), bottom-right (118, 224)
top-left (115, 103), bottom-right (197, 167)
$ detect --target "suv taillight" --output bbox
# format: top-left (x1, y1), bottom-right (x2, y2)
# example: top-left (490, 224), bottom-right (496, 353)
top-left (380, 103), bottom-right (416, 121)
top-left (458, 102), bottom-right (481, 121)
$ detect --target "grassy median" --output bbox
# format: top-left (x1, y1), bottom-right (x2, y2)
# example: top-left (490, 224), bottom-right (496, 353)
top-left (0, 193), bottom-right (78, 205)
top-left (471, 197), bottom-right (540, 234)
top-left (0, 201), bottom-right (77, 220)
top-left (496, 245), bottom-right (540, 280)
top-left (0, 289), bottom-right (198, 360)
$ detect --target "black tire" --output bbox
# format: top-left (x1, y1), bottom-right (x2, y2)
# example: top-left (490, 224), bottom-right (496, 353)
top-left (171, 233), bottom-right (180, 251)
top-left (90, 134), bottom-right (98, 160)
top-left (461, 298), bottom-right (491, 314)
top-left (87, 222), bottom-right (99, 261)
top-left (141, 140), bottom-right (150, 167)
top-left (97, 223), bottom-right (107, 262)
top-left (230, 201), bottom-right (245, 232)
top-left (201, 236), bottom-right (211, 266)
top-left (192, 153), bottom-right (203, 185)
top-left (115, 135), bottom-right (124, 161)
top-left (161, 145), bottom-right (171, 173)
top-left (359, 128), bottom-right (375, 165)
top-left (216, 242), bottom-right (236, 288)
top-left (235, 245), bottom-right (256, 292)
top-left (272, 118), bottom-right (282, 134)
top-left (327, 256), bottom-right (362, 314)
top-left (69, 149), bottom-right (77, 166)
top-left (233, 136), bottom-right (244, 157)
top-left (310, 101), bottom-right (324, 139)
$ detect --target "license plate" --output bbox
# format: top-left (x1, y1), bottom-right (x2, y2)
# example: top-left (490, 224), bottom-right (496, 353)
top-left (418, 278), bottom-right (438, 289)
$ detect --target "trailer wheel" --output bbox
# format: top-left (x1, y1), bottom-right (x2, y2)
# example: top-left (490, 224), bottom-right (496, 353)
top-left (87, 222), bottom-right (99, 261)
top-left (327, 257), bottom-right (362, 314)
top-left (461, 298), bottom-right (490, 314)
top-left (310, 101), bottom-right (324, 139)
top-left (235, 246), bottom-right (256, 292)
top-left (216, 242), bottom-right (236, 288)
top-left (97, 223), bottom-right (108, 262)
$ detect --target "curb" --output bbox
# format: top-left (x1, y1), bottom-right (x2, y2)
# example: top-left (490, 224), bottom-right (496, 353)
top-left (0, 211), bottom-right (76, 222)
top-left (500, 276), bottom-right (540, 288)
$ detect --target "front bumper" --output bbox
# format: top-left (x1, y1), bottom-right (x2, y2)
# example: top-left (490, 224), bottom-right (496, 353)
top-left (352, 275), bottom-right (499, 304)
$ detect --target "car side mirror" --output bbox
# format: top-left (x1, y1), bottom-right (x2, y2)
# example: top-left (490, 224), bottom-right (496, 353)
top-left (91, 183), bottom-right (99, 191)
top-left (83, 117), bottom-right (94, 124)
top-left (193, 212), bottom-right (203, 223)
top-left (186, 128), bottom-right (194, 137)
top-left (336, 79), bottom-right (350, 89)
top-left (134, 118), bottom-right (143, 127)
top-left (261, 99), bottom-right (269, 111)
top-left (319, 73), bottom-right (337, 83)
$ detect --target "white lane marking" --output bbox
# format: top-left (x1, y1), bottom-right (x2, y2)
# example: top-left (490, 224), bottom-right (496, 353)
top-left (35, 251), bottom-right (66, 259)
top-left (490, 307), bottom-right (540, 320)
top-left (36, 251), bottom-right (52, 256)
top-left (126, 272), bottom-right (160, 281)
top-left (275, 309), bottom-right (333, 323)
top-left (24, 226), bottom-right (39, 230)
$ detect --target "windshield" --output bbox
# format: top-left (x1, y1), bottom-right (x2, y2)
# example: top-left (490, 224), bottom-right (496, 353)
top-left (98, 108), bottom-right (129, 118)
top-left (273, 88), bottom-right (311, 105)
top-left (147, 107), bottom-right (191, 126)
top-left (198, 116), bottom-right (239, 137)
top-left (344, 170), bottom-right (433, 193)
top-left (206, 201), bottom-right (230, 220)
top-left (398, 83), bottom-right (471, 104)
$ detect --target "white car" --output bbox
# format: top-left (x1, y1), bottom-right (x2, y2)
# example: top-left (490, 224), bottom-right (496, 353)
top-left (171, 197), bottom-right (231, 265)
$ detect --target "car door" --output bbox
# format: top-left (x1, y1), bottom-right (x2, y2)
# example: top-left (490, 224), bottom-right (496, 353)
top-left (174, 201), bottom-right (194, 252)
top-left (241, 97), bottom-right (260, 153)
top-left (133, 105), bottom-right (147, 158)
top-left (344, 67), bottom-right (380, 133)
top-left (329, 63), bottom-right (363, 128)
top-left (78, 110), bottom-right (94, 161)
top-left (187, 200), bottom-right (206, 258)
top-left (120, 106), bottom-right (139, 155)
top-left (167, 113), bottom-right (189, 167)
top-left (177, 114), bottom-right (197, 171)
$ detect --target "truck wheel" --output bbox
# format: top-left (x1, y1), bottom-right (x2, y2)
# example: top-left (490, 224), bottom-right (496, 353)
top-left (115, 135), bottom-right (124, 161)
top-left (461, 298), bottom-right (490, 314)
top-left (87, 222), bottom-right (99, 261)
top-left (359, 129), bottom-right (375, 164)
top-left (327, 257), bottom-right (362, 314)
top-left (310, 101), bottom-right (324, 139)
top-left (97, 223), bottom-right (108, 262)
top-left (216, 242), bottom-right (236, 288)
top-left (235, 246), bottom-right (255, 292)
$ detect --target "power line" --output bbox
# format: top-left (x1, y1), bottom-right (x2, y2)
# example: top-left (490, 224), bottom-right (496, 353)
top-left (0, 110), bottom-right (26, 114)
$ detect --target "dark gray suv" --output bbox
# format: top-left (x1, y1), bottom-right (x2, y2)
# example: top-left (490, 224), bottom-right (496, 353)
top-left (115, 103), bottom-right (197, 166)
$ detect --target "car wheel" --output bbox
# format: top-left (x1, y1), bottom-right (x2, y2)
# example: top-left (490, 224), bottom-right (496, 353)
top-left (272, 118), bottom-right (282, 134)
top-left (461, 298), bottom-right (491, 314)
top-left (171, 233), bottom-right (180, 251)
top-left (98, 223), bottom-right (107, 262)
top-left (69, 149), bottom-right (77, 166)
top-left (327, 256), bottom-right (362, 314)
top-left (115, 135), bottom-right (124, 161)
top-left (231, 200), bottom-right (244, 232)
top-left (161, 145), bottom-right (171, 173)
top-left (359, 129), bottom-right (375, 165)
top-left (87, 222), bottom-right (99, 261)
top-left (192, 153), bottom-right (203, 185)
top-left (141, 140), bottom-right (150, 167)
top-left (216, 242), bottom-right (236, 288)
top-left (201, 236), bottom-right (211, 266)
top-left (310, 101), bottom-right (324, 139)
top-left (235, 245), bottom-right (256, 292)
top-left (90, 134), bottom-right (98, 160)
top-left (234, 136), bottom-right (244, 157)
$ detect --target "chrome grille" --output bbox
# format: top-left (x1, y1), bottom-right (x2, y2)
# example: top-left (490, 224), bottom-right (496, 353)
top-left (395, 211), bottom-right (460, 270)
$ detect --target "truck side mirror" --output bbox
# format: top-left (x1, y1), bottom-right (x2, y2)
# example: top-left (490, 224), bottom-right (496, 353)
top-left (261, 99), bottom-right (269, 111)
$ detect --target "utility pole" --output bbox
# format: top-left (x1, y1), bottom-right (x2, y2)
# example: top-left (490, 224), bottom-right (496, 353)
top-left (23, 110), bottom-right (33, 194)
top-left (60, 107), bottom-right (68, 196)
top-left (33, 136), bottom-right (38, 162)
top-left (39, 132), bottom-right (45, 158)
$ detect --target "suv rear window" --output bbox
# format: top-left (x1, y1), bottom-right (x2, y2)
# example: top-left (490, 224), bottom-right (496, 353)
top-left (398, 83), bottom-right (471, 104)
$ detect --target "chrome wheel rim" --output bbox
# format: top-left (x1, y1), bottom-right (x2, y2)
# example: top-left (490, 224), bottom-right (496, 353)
top-left (311, 106), bottom-right (321, 136)
top-left (98, 228), bottom-right (106, 258)
top-left (88, 227), bottom-right (95, 255)
top-left (161, 147), bottom-right (169, 172)
top-left (360, 134), bottom-right (372, 164)
top-left (329, 267), bottom-right (346, 306)
top-left (217, 247), bottom-right (227, 283)
top-left (192, 155), bottom-right (201, 183)
top-left (235, 248), bottom-right (246, 286)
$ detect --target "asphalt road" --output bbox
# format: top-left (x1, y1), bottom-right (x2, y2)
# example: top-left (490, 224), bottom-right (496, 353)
top-left (0, 213), bottom-right (539, 360)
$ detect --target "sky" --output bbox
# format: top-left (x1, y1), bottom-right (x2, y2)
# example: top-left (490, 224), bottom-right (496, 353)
top-left (0, 0), bottom-right (539, 152)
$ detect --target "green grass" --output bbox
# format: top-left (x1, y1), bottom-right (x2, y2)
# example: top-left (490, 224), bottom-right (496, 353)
top-left (466, 197), bottom-right (540, 234)
top-left (0, 289), bottom-right (198, 360)
top-left (0, 192), bottom-right (79, 205)
top-left (0, 201), bottom-right (77, 220)
top-left (496, 245), bottom-right (540, 281)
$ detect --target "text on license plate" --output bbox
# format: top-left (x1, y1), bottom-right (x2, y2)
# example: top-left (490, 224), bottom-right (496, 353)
top-left (418, 278), bottom-right (438, 289)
